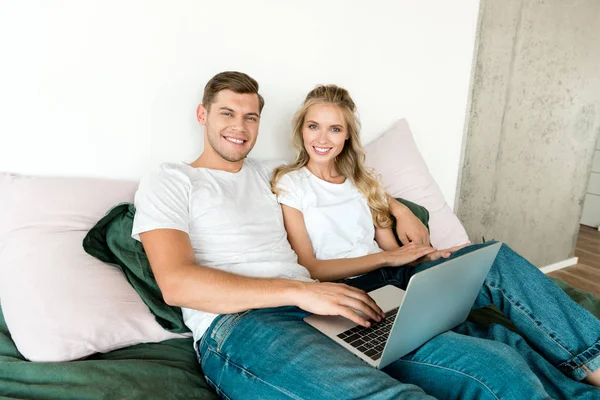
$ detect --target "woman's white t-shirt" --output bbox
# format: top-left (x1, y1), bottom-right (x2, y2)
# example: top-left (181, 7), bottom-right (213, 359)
top-left (275, 167), bottom-right (382, 260)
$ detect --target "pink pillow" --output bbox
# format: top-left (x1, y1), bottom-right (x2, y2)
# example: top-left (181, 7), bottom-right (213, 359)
top-left (0, 172), bottom-right (187, 362)
top-left (364, 119), bottom-right (470, 249)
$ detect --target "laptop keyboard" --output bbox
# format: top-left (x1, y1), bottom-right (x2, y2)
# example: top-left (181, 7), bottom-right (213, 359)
top-left (336, 307), bottom-right (399, 361)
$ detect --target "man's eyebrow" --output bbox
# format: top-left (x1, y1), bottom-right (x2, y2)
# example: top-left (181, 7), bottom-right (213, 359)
top-left (219, 107), bottom-right (235, 112)
top-left (246, 112), bottom-right (260, 117)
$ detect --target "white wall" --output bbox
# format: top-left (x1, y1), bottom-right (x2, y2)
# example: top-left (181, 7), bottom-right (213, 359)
top-left (0, 0), bottom-right (479, 208)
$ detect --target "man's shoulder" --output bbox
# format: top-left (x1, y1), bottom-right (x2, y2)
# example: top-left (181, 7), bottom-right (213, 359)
top-left (244, 158), bottom-right (284, 180)
top-left (139, 162), bottom-right (193, 188)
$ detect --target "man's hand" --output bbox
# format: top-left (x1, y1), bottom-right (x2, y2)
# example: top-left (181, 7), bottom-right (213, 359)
top-left (293, 282), bottom-right (386, 327)
top-left (388, 197), bottom-right (430, 245)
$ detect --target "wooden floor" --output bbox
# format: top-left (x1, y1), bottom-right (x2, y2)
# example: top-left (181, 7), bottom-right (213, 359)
top-left (549, 225), bottom-right (600, 298)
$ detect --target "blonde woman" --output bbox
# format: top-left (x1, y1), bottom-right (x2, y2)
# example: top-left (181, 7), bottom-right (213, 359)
top-left (272, 85), bottom-right (461, 282)
top-left (271, 85), bottom-right (600, 399)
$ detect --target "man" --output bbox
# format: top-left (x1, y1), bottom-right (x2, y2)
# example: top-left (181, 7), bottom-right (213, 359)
top-left (132, 72), bottom-right (600, 399)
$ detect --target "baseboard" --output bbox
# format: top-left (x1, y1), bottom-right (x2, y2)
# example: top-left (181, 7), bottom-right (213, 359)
top-left (540, 257), bottom-right (578, 274)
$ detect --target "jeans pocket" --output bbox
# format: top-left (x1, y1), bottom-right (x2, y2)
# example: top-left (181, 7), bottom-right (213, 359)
top-left (210, 310), bottom-right (251, 352)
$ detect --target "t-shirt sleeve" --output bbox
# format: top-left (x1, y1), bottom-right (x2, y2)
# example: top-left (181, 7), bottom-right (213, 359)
top-left (275, 173), bottom-right (303, 211)
top-left (131, 166), bottom-right (191, 241)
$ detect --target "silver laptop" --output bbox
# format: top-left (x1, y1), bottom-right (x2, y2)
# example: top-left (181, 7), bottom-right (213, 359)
top-left (304, 242), bottom-right (502, 369)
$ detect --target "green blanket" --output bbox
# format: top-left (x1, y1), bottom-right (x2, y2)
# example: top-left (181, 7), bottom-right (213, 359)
top-left (83, 203), bottom-right (188, 333)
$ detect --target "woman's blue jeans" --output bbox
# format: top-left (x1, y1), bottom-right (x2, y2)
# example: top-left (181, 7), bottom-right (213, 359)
top-left (197, 243), bottom-right (600, 399)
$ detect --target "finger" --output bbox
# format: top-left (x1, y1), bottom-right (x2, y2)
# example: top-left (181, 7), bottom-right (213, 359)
top-left (415, 246), bottom-right (437, 256)
top-left (412, 247), bottom-right (439, 262)
top-left (426, 251), bottom-right (442, 261)
top-left (338, 296), bottom-right (382, 323)
top-left (337, 306), bottom-right (371, 327)
top-left (342, 289), bottom-right (385, 318)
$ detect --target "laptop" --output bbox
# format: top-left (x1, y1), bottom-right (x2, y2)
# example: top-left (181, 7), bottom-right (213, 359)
top-left (304, 242), bottom-right (502, 369)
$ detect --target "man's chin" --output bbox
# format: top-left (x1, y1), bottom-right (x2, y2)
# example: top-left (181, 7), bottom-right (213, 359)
top-left (218, 151), bottom-right (249, 163)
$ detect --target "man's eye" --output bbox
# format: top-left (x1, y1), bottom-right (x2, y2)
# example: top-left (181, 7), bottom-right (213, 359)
top-left (221, 112), bottom-right (231, 117)
top-left (247, 116), bottom-right (257, 121)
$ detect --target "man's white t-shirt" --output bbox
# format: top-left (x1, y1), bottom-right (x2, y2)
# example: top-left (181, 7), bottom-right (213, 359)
top-left (131, 158), bottom-right (313, 344)
top-left (275, 167), bottom-right (382, 260)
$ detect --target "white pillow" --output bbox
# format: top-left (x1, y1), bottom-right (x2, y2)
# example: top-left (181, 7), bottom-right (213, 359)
top-left (365, 119), bottom-right (470, 249)
top-left (0, 172), bottom-right (187, 362)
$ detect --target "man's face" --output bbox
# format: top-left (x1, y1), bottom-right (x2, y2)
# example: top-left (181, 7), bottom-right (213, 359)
top-left (197, 89), bottom-right (261, 163)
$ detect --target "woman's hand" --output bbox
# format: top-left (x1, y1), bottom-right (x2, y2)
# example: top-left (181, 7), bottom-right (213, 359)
top-left (380, 242), bottom-right (437, 267)
top-left (415, 244), bottom-right (470, 264)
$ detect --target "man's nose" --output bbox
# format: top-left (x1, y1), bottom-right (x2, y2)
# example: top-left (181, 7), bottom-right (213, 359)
top-left (230, 115), bottom-right (247, 131)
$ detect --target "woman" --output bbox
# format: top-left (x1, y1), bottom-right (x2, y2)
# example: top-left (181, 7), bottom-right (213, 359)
top-left (271, 84), bottom-right (600, 399)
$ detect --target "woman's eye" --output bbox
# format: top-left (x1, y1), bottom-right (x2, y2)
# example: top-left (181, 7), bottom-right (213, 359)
top-left (308, 124), bottom-right (317, 129)
top-left (331, 127), bottom-right (341, 132)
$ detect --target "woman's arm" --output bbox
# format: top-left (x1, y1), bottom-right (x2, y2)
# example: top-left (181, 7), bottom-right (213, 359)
top-left (281, 205), bottom-right (435, 282)
top-left (387, 195), bottom-right (430, 245)
top-left (374, 226), bottom-right (401, 251)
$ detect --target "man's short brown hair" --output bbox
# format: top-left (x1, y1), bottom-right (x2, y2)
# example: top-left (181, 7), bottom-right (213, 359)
top-left (202, 71), bottom-right (265, 113)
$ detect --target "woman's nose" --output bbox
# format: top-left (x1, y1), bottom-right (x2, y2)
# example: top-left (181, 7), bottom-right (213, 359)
top-left (316, 129), bottom-right (328, 142)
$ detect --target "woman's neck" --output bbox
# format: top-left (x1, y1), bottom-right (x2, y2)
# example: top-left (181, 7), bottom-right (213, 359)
top-left (305, 161), bottom-right (345, 184)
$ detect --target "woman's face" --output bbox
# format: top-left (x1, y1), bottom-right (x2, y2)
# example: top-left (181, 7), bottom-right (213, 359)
top-left (302, 103), bottom-right (349, 167)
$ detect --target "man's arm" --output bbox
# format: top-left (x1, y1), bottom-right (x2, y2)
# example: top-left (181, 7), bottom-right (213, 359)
top-left (139, 229), bottom-right (385, 327)
top-left (387, 195), bottom-right (430, 245)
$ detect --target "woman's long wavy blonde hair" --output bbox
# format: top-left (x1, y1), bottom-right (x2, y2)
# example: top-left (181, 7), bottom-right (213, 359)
top-left (271, 84), bottom-right (392, 228)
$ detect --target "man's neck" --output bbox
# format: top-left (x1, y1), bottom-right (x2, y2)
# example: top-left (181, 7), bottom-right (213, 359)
top-left (190, 152), bottom-right (245, 173)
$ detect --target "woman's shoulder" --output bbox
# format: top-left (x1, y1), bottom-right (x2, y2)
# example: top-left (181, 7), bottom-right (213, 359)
top-left (277, 167), bottom-right (310, 186)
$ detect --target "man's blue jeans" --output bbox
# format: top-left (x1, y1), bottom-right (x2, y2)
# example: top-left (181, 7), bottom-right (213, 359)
top-left (197, 243), bottom-right (600, 399)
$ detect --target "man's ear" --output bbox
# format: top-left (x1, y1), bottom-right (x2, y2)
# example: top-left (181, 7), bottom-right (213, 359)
top-left (197, 104), bottom-right (207, 125)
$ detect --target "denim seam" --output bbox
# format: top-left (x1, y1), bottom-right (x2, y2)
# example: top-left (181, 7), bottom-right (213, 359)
top-left (395, 359), bottom-right (500, 400)
top-left (208, 347), bottom-right (304, 400)
top-left (556, 341), bottom-right (600, 374)
top-left (204, 373), bottom-right (232, 400)
top-left (200, 341), bottom-right (212, 366)
top-left (210, 315), bottom-right (230, 341)
top-left (488, 283), bottom-right (575, 359)
top-left (215, 310), bottom-right (251, 353)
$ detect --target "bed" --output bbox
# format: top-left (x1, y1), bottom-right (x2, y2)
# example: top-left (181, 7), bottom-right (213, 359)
top-left (1, 119), bottom-right (597, 399)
